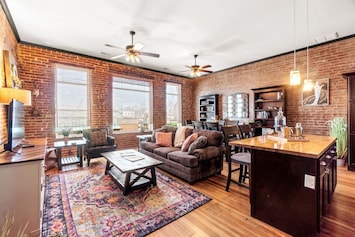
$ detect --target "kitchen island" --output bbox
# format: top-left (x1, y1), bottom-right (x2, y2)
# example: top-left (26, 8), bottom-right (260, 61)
top-left (230, 134), bottom-right (337, 237)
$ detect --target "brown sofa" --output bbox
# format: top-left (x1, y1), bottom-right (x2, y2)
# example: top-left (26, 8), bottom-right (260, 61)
top-left (138, 125), bottom-right (224, 184)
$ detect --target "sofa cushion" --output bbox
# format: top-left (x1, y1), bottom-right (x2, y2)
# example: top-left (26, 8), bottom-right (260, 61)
top-left (89, 129), bottom-right (108, 147)
top-left (195, 130), bottom-right (223, 146)
top-left (156, 132), bottom-right (173, 147)
top-left (188, 135), bottom-right (208, 155)
top-left (140, 141), bottom-right (160, 152)
top-left (194, 146), bottom-right (223, 160)
top-left (181, 133), bottom-right (198, 152)
top-left (153, 147), bottom-right (180, 158)
top-left (168, 151), bottom-right (199, 168)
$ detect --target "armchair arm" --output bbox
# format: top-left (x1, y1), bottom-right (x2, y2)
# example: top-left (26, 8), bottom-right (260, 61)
top-left (107, 135), bottom-right (115, 145)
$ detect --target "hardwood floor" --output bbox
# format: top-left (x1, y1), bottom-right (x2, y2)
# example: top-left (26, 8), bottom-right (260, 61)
top-left (46, 158), bottom-right (355, 237)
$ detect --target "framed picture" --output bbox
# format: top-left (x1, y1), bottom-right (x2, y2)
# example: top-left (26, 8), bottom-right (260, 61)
top-left (302, 78), bottom-right (329, 106)
top-left (3, 50), bottom-right (20, 88)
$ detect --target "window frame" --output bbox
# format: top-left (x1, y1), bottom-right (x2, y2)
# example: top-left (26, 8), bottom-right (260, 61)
top-left (54, 64), bottom-right (91, 132)
top-left (112, 76), bottom-right (153, 133)
top-left (165, 82), bottom-right (182, 127)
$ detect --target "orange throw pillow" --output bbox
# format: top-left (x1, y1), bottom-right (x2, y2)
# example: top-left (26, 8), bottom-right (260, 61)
top-left (181, 133), bottom-right (198, 152)
top-left (155, 132), bottom-right (173, 147)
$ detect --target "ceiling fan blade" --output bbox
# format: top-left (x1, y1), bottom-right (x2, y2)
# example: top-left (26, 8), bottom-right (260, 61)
top-left (140, 51), bottom-right (160, 58)
top-left (201, 65), bottom-right (212, 69)
top-left (105, 43), bottom-right (124, 50)
top-left (133, 42), bottom-right (144, 51)
top-left (111, 53), bottom-right (126, 59)
top-left (199, 69), bottom-right (213, 73)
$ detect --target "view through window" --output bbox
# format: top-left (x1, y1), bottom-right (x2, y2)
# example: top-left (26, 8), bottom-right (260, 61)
top-left (55, 64), bottom-right (90, 132)
top-left (112, 77), bottom-right (152, 132)
top-left (166, 82), bottom-right (181, 126)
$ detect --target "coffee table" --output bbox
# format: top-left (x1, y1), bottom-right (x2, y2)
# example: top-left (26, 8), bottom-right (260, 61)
top-left (101, 149), bottom-right (163, 195)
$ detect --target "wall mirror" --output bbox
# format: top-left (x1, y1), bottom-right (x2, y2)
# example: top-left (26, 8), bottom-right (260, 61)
top-left (226, 93), bottom-right (249, 119)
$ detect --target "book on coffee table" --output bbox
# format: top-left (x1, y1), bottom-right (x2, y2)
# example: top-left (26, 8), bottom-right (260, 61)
top-left (120, 152), bottom-right (145, 161)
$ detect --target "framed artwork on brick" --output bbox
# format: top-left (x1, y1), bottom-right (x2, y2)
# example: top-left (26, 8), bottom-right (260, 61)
top-left (3, 50), bottom-right (20, 88)
top-left (302, 78), bottom-right (329, 106)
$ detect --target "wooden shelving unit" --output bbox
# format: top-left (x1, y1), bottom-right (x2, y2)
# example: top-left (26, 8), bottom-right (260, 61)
top-left (198, 94), bottom-right (219, 121)
top-left (252, 85), bottom-right (286, 134)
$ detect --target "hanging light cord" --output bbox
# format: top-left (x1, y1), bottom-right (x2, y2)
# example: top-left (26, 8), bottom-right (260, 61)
top-left (293, 0), bottom-right (296, 70)
top-left (306, 0), bottom-right (309, 80)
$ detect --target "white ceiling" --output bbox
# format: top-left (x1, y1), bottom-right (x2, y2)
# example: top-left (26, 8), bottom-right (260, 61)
top-left (2, 0), bottom-right (355, 78)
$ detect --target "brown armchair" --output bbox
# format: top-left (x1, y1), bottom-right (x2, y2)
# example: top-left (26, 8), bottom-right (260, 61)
top-left (83, 127), bottom-right (117, 166)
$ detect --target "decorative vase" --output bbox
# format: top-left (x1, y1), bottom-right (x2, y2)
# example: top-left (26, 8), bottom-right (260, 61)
top-left (337, 158), bottom-right (346, 167)
top-left (63, 136), bottom-right (69, 144)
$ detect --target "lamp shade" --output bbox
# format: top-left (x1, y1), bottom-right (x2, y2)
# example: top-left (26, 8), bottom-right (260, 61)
top-left (0, 87), bottom-right (32, 106)
top-left (290, 70), bottom-right (301, 85)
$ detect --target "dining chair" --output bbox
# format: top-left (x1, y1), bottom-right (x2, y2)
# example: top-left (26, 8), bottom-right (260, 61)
top-left (222, 125), bottom-right (250, 191)
top-left (238, 124), bottom-right (254, 139)
top-left (205, 121), bottom-right (219, 131)
top-left (192, 121), bottom-right (205, 130)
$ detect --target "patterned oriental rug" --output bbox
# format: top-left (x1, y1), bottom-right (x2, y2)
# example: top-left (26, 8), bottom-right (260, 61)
top-left (42, 163), bottom-right (211, 237)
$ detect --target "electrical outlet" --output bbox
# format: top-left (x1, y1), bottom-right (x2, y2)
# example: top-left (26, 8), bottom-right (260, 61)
top-left (304, 174), bottom-right (315, 189)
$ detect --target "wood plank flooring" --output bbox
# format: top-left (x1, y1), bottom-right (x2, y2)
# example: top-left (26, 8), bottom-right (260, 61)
top-left (46, 158), bottom-right (355, 237)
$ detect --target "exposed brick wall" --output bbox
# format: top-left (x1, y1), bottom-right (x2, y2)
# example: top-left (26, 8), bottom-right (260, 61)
top-left (193, 37), bottom-right (355, 135)
top-left (2, 4), bottom-right (355, 150)
top-left (0, 6), bottom-right (18, 147)
top-left (16, 44), bottom-right (193, 148)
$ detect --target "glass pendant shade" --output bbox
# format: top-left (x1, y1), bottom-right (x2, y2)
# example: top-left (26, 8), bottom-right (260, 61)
top-left (290, 70), bottom-right (301, 85)
top-left (303, 79), bottom-right (313, 91)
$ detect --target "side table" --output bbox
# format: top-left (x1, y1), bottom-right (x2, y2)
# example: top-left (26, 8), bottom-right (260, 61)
top-left (54, 139), bottom-right (86, 170)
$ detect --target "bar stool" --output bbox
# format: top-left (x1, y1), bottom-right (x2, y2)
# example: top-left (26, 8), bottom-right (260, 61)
top-left (222, 125), bottom-right (250, 191)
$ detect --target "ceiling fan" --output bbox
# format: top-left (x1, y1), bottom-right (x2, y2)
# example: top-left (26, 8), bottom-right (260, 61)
top-left (105, 31), bottom-right (160, 63)
top-left (184, 54), bottom-right (213, 77)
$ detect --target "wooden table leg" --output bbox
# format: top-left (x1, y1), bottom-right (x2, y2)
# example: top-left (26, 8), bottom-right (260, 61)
top-left (57, 147), bottom-right (62, 171)
top-left (123, 172), bottom-right (132, 196)
top-left (151, 167), bottom-right (157, 186)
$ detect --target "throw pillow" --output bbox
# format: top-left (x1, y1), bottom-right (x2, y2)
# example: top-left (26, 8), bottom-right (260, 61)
top-left (181, 133), bottom-right (198, 152)
top-left (156, 132), bottom-right (173, 147)
top-left (188, 135), bottom-right (208, 155)
top-left (174, 126), bottom-right (188, 147)
top-left (89, 130), bottom-right (108, 147)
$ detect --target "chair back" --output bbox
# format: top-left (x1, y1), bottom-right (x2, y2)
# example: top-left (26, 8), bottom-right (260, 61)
top-left (205, 121), bottom-right (219, 130)
top-left (221, 125), bottom-right (243, 155)
top-left (185, 119), bottom-right (193, 126)
top-left (238, 124), bottom-right (254, 139)
top-left (192, 121), bottom-right (205, 129)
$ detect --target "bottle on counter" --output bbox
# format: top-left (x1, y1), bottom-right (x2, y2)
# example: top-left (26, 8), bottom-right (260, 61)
top-left (274, 107), bottom-right (286, 132)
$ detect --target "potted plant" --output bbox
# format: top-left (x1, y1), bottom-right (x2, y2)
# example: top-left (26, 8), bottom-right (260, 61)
top-left (328, 117), bottom-right (348, 166)
top-left (61, 127), bottom-right (71, 143)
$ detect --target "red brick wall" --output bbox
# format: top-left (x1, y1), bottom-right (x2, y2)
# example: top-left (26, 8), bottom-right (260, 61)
top-left (15, 44), bottom-right (193, 148)
top-left (193, 37), bottom-right (355, 135)
top-left (0, 6), bottom-right (18, 146)
top-left (2, 4), bottom-right (355, 150)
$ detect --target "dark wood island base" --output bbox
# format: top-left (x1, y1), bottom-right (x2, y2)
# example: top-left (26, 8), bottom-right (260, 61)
top-left (230, 134), bottom-right (337, 237)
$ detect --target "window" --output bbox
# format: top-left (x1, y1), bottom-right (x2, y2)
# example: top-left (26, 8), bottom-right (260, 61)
top-left (166, 82), bottom-right (181, 126)
top-left (112, 77), bottom-right (152, 132)
top-left (55, 64), bottom-right (90, 131)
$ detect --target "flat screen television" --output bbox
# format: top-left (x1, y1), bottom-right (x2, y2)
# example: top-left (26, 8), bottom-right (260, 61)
top-left (4, 98), bottom-right (25, 151)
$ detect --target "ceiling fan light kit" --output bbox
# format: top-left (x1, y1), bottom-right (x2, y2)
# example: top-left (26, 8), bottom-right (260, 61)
top-left (186, 54), bottom-right (213, 78)
top-left (106, 30), bottom-right (159, 63)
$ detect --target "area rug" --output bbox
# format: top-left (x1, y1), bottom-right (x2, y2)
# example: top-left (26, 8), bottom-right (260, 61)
top-left (42, 163), bottom-right (211, 237)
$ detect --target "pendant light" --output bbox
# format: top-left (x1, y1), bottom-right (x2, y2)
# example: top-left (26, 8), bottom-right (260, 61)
top-left (303, 0), bottom-right (313, 91)
top-left (290, 0), bottom-right (301, 86)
